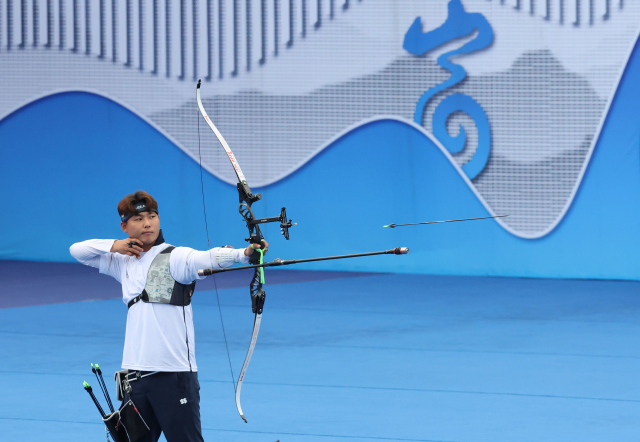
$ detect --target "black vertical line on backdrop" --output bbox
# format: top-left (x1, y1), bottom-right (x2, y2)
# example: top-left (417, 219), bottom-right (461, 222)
top-left (33, 0), bottom-right (39, 47)
top-left (125, 0), bottom-right (132, 65)
top-left (7, 0), bottom-right (12, 50)
top-left (152, 0), bottom-right (158, 73)
top-left (573, 0), bottom-right (580, 26)
top-left (544, 0), bottom-right (550, 20)
top-left (619, 0), bottom-right (623, 9)
top-left (513, 0), bottom-right (520, 10)
top-left (603, 0), bottom-right (610, 19)
top-left (314, 0), bottom-right (321, 29)
top-left (218, 0), bottom-right (223, 78)
top-left (273, 0), bottom-right (279, 56)
top-left (559, 0), bottom-right (564, 23)
top-left (193, 0), bottom-right (197, 79)
top-left (589, 0), bottom-right (593, 24)
top-left (342, 0), bottom-right (349, 11)
top-left (139, 0), bottom-right (144, 70)
top-left (286, 0), bottom-right (292, 47)
top-left (19, 0), bottom-right (25, 49)
top-left (0, 0), bottom-right (3, 52)
top-left (72, 0), bottom-right (78, 52)
top-left (59, 0), bottom-right (64, 49)
top-left (166, 0), bottom-right (170, 76)
top-left (179, 0), bottom-right (185, 79)
top-left (205, 0), bottom-right (212, 79)
top-left (529, 0), bottom-right (534, 15)
top-left (99, 0), bottom-right (105, 57)
top-left (112, 0), bottom-right (117, 61)
top-left (46, 0), bottom-right (53, 47)
top-left (231, 0), bottom-right (238, 76)
top-left (245, 0), bottom-right (250, 71)
top-left (259, 0), bottom-right (265, 64)
top-left (85, 0), bottom-right (90, 54)
top-left (330, 0), bottom-right (334, 18)
top-left (231, 0), bottom-right (238, 75)
top-left (301, 0), bottom-right (306, 37)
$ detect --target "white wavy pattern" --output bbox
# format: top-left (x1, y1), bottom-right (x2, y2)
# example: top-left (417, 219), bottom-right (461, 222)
top-left (0, 0), bottom-right (639, 238)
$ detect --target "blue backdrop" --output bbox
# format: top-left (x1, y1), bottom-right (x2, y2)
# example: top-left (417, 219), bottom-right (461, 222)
top-left (1, 39), bottom-right (639, 280)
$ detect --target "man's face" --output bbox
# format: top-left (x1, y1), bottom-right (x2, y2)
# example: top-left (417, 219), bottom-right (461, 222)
top-left (121, 211), bottom-right (160, 245)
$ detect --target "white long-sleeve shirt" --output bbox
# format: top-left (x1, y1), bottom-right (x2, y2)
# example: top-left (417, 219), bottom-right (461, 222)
top-left (70, 238), bottom-right (249, 372)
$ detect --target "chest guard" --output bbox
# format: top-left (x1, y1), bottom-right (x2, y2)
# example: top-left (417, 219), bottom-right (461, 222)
top-left (128, 246), bottom-right (196, 309)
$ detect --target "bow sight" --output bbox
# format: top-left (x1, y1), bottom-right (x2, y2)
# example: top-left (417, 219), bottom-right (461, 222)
top-left (238, 183), bottom-right (295, 242)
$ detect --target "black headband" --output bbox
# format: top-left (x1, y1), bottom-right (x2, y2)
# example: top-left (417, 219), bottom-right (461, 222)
top-left (120, 201), bottom-right (159, 222)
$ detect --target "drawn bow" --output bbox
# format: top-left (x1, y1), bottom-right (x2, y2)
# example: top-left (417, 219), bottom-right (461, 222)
top-left (195, 79), bottom-right (294, 423)
top-left (195, 80), bottom-right (408, 423)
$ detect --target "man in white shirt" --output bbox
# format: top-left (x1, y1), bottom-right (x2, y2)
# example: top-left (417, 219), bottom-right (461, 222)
top-left (70, 190), bottom-right (267, 442)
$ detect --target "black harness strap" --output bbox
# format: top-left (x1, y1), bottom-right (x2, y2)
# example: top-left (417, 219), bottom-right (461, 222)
top-left (128, 294), bottom-right (143, 309)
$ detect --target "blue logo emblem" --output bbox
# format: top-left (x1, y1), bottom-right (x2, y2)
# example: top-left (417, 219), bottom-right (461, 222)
top-left (403, 0), bottom-right (493, 179)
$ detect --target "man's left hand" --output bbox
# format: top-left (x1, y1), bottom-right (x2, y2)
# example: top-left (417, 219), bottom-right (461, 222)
top-left (245, 240), bottom-right (269, 257)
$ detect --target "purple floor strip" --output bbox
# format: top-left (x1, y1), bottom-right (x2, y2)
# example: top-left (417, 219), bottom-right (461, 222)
top-left (0, 260), bottom-right (375, 309)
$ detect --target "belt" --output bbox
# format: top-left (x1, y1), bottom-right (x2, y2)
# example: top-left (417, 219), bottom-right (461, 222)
top-left (120, 370), bottom-right (159, 397)
top-left (124, 370), bottom-right (159, 383)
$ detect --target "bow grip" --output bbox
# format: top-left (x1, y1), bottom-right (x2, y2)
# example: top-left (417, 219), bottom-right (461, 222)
top-left (248, 240), bottom-right (267, 265)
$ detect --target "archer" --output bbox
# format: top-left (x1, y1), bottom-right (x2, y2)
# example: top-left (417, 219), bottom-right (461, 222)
top-left (69, 190), bottom-right (267, 442)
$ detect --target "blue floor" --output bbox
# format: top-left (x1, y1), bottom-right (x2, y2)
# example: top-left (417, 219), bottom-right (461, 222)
top-left (1, 271), bottom-right (639, 442)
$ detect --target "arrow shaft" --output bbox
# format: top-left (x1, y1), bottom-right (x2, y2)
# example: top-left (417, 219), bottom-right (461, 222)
top-left (387, 215), bottom-right (508, 228)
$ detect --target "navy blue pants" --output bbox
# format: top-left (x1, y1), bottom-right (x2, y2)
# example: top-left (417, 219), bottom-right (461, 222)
top-left (123, 371), bottom-right (204, 442)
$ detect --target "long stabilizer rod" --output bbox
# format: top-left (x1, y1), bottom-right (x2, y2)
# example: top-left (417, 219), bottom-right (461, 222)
top-left (383, 215), bottom-right (509, 228)
top-left (198, 247), bottom-right (409, 276)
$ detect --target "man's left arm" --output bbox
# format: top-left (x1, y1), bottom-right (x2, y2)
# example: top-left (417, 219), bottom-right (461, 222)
top-left (170, 246), bottom-right (251, 284)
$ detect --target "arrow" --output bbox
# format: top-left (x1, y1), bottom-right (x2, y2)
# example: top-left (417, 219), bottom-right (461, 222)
top-left (384, 215), bottom-right (509, 228)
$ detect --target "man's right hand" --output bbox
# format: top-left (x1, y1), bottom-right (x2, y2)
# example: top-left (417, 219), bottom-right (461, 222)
top-left (111, 238), bottom-right (144, 257)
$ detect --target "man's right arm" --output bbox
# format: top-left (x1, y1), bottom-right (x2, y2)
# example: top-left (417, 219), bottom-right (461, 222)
top-left (69, 239), bottom-right (117, 268)
top-left (69, 239), bottom-right (123, 282)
